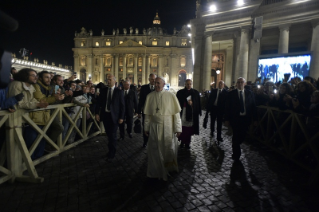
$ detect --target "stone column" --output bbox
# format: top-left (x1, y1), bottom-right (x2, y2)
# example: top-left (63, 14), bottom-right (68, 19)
top-left (114, 54), bottom-right (119, 82)
top-left (225, 46), bottom-right (233, 87)
top-left (100, 55), bottom-right (104, 83)
top-left (146, 54), bottom-right (151, 83)
top-left (142, 54), bottom-right (146, 84)
top-left (158, 54), bottom-right (163, 76)
top-left (123, 54), bottom-right (127, 80)
top-left (310, 20), bottom-right (319, 79)
top-left (134, 54), bottom-right (138, 84)
top-left (203, 35), bottom-right (212, 90)
top-left (278, 24), bottom-right (290, 54)
top-left (111, 55), bottom-right (115, 76)
top-left (193, 36), bottom-right (204, 91)
top-left (233, 31), bottom-right (241, 84)
top-left (236, 27), bottom-right (250, 80)
top-left (170, 54), bottom-right (178, 87)
top-left (87, 54), bottom-right (93, 81)
top-left (248, 39), bottom-right (260, 81)
top-left (73, 54), bottom-right (79, 76)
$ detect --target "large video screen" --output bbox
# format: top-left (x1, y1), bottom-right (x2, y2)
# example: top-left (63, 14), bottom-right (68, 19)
top-left (257, 53), bottom-right (311, 82)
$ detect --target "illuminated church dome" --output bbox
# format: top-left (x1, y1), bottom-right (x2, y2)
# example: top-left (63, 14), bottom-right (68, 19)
top-left (153, 12), bottom-right (161, 25)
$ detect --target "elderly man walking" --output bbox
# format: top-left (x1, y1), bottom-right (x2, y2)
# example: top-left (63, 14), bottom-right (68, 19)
top-left (143, 76), bottom-right (182, 181)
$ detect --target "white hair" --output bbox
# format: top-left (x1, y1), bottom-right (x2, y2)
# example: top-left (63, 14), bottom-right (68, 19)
top-left (156, 76), bottom-right (166, 83)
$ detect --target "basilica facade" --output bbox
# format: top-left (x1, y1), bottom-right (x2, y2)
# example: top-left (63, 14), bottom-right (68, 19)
top-left (191, 0), bottom-right (319, 90)
top-left (72, 13), bottom-right (192, 89)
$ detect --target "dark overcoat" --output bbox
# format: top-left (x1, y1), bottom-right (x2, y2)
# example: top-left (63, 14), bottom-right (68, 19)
top-left (176, 88), bottom-right (202, 135)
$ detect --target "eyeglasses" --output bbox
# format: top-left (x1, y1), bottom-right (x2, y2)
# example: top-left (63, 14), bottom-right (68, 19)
top-left (29, 74), bottom-right (37, 77)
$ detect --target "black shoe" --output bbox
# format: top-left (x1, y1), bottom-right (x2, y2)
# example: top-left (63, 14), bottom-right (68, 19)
top-left (128, 133), bottom-right (133, 138)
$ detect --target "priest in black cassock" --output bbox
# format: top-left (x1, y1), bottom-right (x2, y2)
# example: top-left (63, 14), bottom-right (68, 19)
top-left (176, 79), bottom-right (202, 149)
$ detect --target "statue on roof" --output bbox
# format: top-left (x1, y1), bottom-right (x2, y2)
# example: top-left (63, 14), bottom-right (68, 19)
top-left (130, 27), bottom-right (133, 35)
top-left (123, 28), bottom-right (127, 35)
top-left (143, 28), bottom-right (146, 35)
top-left (101, 29), bottom-right (105, 36)
top-left (89, 29), bottom-right (93, 36)
top-left (113, 29), bottom-right (116, 35)
top-left (135, 28), bottom-right (139, 35)
top-left (116, 28), bottom-right (119, 35)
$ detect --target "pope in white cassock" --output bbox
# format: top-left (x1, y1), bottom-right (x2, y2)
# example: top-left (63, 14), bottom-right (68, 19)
top-left (144, 76), bottom-right (182, 181)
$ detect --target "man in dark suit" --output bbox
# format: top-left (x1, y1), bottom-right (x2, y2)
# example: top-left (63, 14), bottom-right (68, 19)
top-left (119, 80), bottom-right (138, 139)
top-left (95, 74), bottom-right (125, 160)
top-left (225, 77), bottom-right (257, 161)
top-left (137, 73), bottom-right (156, 147)
top-left (207, 80), bottom-right (227, 142)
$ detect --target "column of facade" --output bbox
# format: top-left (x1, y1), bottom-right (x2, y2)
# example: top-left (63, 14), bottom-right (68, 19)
top-left (233, 32), bottom-right (241, 83)
top-left (114, 54), bottom-right (119, 82)
top-left (142, 54), bottom-right (146, 84)
top-left (123, 54), bottom-right (127, 80)
top-left (278, 24), bottom-right (290, 54)
top-left (236, 27), bottom-right (250, 79)
top-left (225, 46), bottom-right (233, 87)
top-left (310, 20), bottom-right (319, 79)
top-left (170, 54), bottom-right (178, 87)
top-left (193, 36), bottom-right (204, 91)
top-left (87, 54), bottom-right (93, 81)
top-left (134, 54), bottom-right (138, 84)
top-left (99, 55), bottom-right (104, 83)
top-left (73, 54), bottom-right (79, 77)
top-left (111, 55), bottom-right (115, 76)
top-left (146, 54), bottom-right (151, 83)
top-left (203, 35), bottom-right (212, 90)
top-left (248, 39), bottom-right (260, 81)
top-left (158, 54), bottom-right (163, 76)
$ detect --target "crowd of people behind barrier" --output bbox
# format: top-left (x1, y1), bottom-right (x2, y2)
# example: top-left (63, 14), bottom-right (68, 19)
top-left (0, 68), bottom-right (102, 160)
top-left (1, 67), bottom-right (319, 161)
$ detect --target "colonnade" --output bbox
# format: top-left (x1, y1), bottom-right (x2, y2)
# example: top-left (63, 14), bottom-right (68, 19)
top-left (196, 19), bottom-right (319, 90)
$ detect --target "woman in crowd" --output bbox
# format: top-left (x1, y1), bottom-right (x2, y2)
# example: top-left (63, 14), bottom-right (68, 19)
top-left (269, 82), bottom-right (293, 110)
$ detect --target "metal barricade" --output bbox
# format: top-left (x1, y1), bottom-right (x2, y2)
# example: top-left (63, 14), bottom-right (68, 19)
top-left (250, 106), bottom-right (319, 185)
top-left (0, 104), bottom-right (101, 184)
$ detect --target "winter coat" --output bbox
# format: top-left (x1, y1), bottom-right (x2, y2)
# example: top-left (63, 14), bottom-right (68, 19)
top-left (7, 81), bottom-right (50, 125)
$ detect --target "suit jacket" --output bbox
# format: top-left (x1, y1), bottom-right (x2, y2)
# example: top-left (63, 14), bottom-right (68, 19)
top-left (207, 88), bottom-right (227, 113)
top-left (95, 86), bottom-right (125, 124)
top-left (225, 89), bottom-right (257, 124)
top-left (137, 84), bottom-right (153, 114)
top-left (123, 89), bottom-right (138, 117)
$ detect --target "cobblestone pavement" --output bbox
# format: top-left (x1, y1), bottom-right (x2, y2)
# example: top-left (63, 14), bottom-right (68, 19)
top-left (1, 119), bottom-right (318, 212)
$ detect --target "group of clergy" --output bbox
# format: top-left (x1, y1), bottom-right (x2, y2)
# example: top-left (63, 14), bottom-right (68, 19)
top-left (95, 73), bottom-right (256, 181)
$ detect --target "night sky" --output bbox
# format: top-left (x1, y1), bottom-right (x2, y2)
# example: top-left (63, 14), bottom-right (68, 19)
top-left (1, 0), bottom-right (196, 68)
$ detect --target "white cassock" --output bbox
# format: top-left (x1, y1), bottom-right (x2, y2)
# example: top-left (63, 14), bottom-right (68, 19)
top-left (144, 89), bottom-right (182, 181)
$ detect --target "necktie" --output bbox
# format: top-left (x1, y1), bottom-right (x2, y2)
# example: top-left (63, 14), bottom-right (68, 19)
top-left (125, 90), bottom-right (127, 96)
top-left (107, 88), bottom-right (112, 110)
top-left (240, 91), bottom-right (244, 113)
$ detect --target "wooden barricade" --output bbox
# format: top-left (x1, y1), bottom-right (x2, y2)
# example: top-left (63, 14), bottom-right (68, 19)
top-left (250, 106), bottom-right (319, 185)
top-left (0, 104), bottom-right (101, 184)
